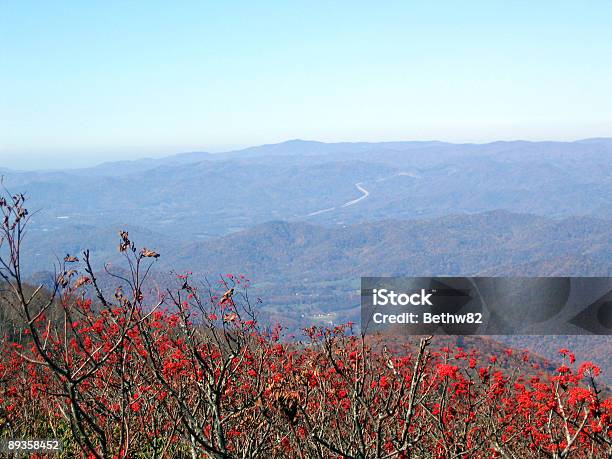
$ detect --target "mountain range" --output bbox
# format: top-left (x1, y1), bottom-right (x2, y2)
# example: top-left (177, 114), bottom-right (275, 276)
top-left (3, 138), bottom-right (612, 239)
top-left (2, 138), bottom-right (611, 380)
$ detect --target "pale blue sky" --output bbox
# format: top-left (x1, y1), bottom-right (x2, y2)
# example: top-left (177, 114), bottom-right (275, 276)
top-left (1, 1), bottom-right (611, 169)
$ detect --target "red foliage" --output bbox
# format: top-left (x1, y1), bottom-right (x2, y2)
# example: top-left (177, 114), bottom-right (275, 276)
top-left (1, 295), bottom-right (610, 457)
top-left (0, 194), bottom-right (610, 458)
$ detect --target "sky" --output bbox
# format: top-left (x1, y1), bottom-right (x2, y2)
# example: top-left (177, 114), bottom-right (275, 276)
top-left (1, 1), bottom-right (611, 169)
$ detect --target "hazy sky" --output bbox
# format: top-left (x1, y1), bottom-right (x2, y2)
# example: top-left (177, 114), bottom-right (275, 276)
top-left (1, 1), bottom-right (611, 169)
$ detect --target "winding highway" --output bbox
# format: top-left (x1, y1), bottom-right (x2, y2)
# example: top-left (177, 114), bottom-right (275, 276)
top-left (341, 182), bottom-right (369, 207)
top-left (303, 171), bottom-right (420, 218)
top-left (305, 182), bottom-right (370, 217)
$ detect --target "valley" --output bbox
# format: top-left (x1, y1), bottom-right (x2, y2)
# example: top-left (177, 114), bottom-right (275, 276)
top-left (2, 138), bottom-right (611, 380)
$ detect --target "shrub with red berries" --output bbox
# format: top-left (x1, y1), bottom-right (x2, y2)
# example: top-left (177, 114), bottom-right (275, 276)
top-left (1, 193), bottom-right (610, 458)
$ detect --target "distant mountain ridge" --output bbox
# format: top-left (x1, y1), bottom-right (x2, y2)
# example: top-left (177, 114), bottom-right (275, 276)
top-left (6, 137), bottom-right (609, 174)
top-left (3, 138), bottom-right (612, 242)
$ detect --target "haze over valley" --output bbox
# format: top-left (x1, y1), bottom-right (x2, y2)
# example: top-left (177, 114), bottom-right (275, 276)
top-left (2, 137), bottom-right (609, 306)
